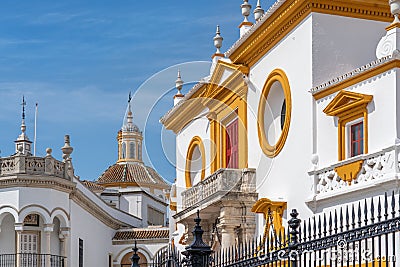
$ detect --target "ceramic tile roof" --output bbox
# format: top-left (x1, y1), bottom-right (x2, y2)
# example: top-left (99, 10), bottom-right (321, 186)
top-left (97, 162), bottom-right (170, 189)
top-left (113, 228), bottom-right (169, 240)
top-left (81, 180), bottom-right (105, 192)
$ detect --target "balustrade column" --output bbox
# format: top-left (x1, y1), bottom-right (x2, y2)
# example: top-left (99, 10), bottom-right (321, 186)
top-left (44, 224), bottom-right (54, 266)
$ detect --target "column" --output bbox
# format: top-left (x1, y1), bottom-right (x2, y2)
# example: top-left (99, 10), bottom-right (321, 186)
top-left (59, 228), bottom-right (70, 267)
top-left (43, 224), bottom-right (54, 266)
top-left (14, 223), bottom-right (23, 267)
top-left (218, 225), bottom-right (236, 250)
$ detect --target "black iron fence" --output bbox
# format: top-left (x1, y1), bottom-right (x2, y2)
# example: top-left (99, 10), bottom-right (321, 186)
top-left (0, 253), bottom-right (65, 267)
top-left (133, 191), bottom-right (400, 267)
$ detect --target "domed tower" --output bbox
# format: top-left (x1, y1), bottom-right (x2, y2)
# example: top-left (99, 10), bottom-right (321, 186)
top-left (117, 96), bottom-right (143, 162)
top-left (95, 95), bottom-right (170, 227)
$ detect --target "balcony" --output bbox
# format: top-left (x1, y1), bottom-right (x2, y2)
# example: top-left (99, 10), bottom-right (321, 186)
top-left (0, 253), bottom-right (65, 267)
top-left (175, 168), bottom-right (257, 220)
top-left (307, 145), bottom-right (400, 207)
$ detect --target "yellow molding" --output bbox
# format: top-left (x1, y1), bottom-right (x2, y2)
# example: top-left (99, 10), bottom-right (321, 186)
top-left (185, 136), bottom-right (206, 188)
top-left (257, 69), bottom-right (292, 158)
top-left (335, 160), bottom-right (364, 185)
top-left (314, 60), bottom-right (400, 100)
top-left (252, 198), bottom-right (287, 244)
top-left (324, 90), bottom-right (372, 161)
top-left (385, 22), bottom-right (400, 31)
top-left (229, 0), bottom-right (391, 67)
top-left (169, 201), bottom-right (177, 212)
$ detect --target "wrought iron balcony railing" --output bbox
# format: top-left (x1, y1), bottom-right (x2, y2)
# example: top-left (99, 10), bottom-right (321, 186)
top-left (0, 253), bottom-right (65, 267)
top-left (181, 168), bottom-right (256, 210)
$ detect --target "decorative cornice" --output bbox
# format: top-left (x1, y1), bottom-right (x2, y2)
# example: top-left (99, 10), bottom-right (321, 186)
top-left (311, 55), bottom-right (399, 99)
top-left (0, 175), bottom-right (75, 193)
top-left (226, 0), bottom-right (392, 67)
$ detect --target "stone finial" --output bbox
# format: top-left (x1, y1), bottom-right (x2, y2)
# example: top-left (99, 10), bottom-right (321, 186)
top-left (46, 148), bottom-right (52, 157)
top-left (175, 70), bottom-right (184, 94)
top-left (241, 0), bottom-right (252, 23)
top-left (174, 70), bottom-right (185, 105)
top-left (61, 135), bottom-right (73, 160)
top-left (254, 0), bottom-right (264, 21)
top-left (213, 25), bottom-right (223, 55)
top-left (390, 0), bottom-right (400, 24)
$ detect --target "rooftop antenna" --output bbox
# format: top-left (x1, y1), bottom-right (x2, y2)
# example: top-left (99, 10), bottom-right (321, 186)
top-left (34, 103), bottom-right (38, 156)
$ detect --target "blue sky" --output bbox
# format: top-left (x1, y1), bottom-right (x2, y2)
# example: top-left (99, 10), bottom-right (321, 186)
top-left (0, 1), bottom-right (274, 182)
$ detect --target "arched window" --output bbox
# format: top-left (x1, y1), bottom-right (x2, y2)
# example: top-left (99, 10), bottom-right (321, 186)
top-left (122, 143), bottom-right (126, 159)
top-left (129, 142), bottom-right (136, 159)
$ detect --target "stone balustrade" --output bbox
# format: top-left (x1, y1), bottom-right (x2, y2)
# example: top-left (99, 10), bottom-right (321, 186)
top-left (0, 155), bottom-right (66, 179)
top-left (182, 168), bottom-right (256, 209)
top-left (309, 145), bottom-right (400, 196)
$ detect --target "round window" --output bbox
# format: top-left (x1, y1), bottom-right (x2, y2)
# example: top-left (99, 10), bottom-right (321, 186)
top-left (258, 69), bottom-right (291, 158)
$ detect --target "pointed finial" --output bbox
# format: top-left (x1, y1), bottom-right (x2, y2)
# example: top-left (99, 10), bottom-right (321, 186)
top-left (213, 25), bottom-right (223, 54)
top-left (21, 96), bottom-right (26, 121)
top-left (254, 0), bottom-right (264, 21)
top-left (175, 70), bottom-right (184, 93)
top-left (241, 0), bottom-right (252, 23)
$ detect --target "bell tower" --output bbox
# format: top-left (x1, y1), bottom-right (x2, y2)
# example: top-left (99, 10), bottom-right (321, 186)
top-left (14, 96), bottom-right (32, 155)
top-left (117, 93), bottom-right (143, 163)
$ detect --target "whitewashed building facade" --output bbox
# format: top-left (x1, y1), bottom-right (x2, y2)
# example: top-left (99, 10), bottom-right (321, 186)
top-left (0, 99), bottom-right (170, 267)
top-left (161, 0), bottom-right (400, 257)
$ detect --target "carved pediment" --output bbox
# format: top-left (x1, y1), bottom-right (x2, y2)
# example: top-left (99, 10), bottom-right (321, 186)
top-left (323, 90), bottom-right (373, 117)
top-left (201, 60), bottom-right (249, 99)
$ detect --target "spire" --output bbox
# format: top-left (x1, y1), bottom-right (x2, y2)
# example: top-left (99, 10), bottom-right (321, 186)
top-left (254, 0), bottom-right (264, 21)
top-left (174, 70), bottom-right (185, 105)
top-left (15, 96), bottom-right (32, 155)
top-left (239, 0), bottom-right (253, 37)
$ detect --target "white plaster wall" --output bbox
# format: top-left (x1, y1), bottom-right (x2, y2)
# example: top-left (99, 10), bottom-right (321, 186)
top-left (316, 70), bottom-right (397, 167)
top-left (18, 187), bottom-right (69, 223)
top-left (312, 13), bottom-right (387, 87)
top-left (248, 15), bottom-right (314, 231)
top-left (69, 201), bottom-right (114, 267)
top-left (142, 194), bottom-right (167, 226)
top-left (175, 111), bottom-right (211, 211)
top-left (0, 214), bottom-right (15, 253)
top-left (120, 194), bottom-right (142, 219)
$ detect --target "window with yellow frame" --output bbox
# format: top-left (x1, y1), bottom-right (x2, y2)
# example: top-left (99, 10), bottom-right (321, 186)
top-left (323, 90), bottom-right (373, 161)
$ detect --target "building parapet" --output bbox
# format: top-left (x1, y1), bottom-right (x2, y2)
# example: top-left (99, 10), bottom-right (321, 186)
top-left (0, 154), bottom-right (66, 179)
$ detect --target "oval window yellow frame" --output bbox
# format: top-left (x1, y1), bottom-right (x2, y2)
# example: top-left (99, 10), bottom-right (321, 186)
top-left (258, 69), bottom-right (292, 158)
top-left (185, 136), bottom-right (206, 188)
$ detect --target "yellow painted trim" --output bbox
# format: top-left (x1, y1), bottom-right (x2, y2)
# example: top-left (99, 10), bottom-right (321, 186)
top-left (185, 136), bottom-right (206, 188)
top-left (323, 90), bottom-right (373, 161)
top-left (257, 69), bottom-right (292, 158)
top-left (229, 0), bottom-right (391, 67)
top-left (335, 160), bottom-right (363, 185)
top-left (169, 202), bottom-right (177, 212)
top-left (314, 60), bottom-right (400, 100)
top-left (252, 198), bottom-right (287, 246)
top-left (162, 61), bottom-right (249, 134)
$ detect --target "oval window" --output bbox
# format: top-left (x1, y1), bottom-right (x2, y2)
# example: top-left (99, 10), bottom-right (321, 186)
top-left (258, 69), bottom-right (291, 158)
top-left (185, 136), bottom-right (205, 188)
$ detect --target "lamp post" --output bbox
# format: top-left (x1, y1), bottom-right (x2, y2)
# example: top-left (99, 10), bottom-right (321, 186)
top-left (183, 210), bottom-right (212, 267)
top-left (130, 241), bottom-right (140, 267)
